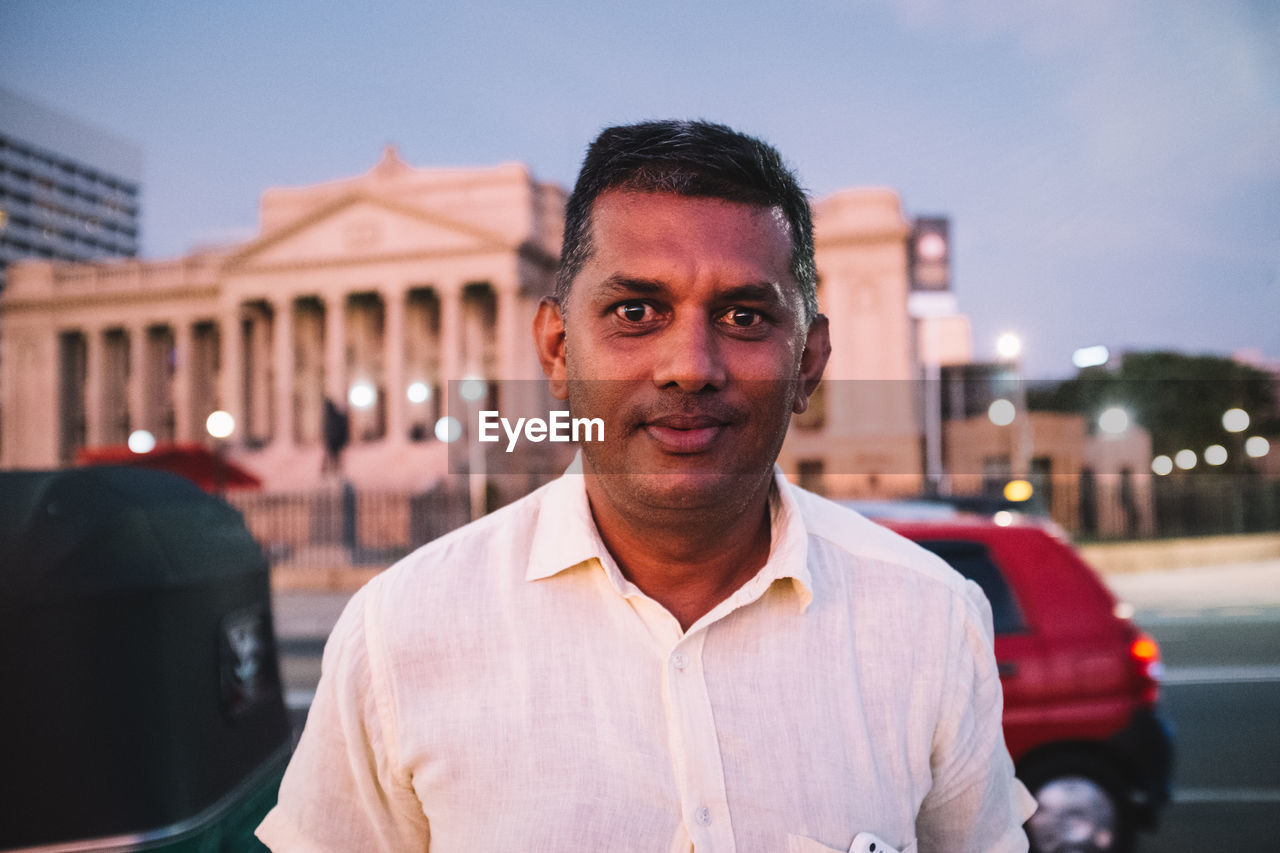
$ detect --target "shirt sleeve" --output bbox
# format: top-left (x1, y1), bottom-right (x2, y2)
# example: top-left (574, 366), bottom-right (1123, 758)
top-left (256, 584), bottom-right (431, 851)
top-left (915, 579), bottom-right (1038, 853)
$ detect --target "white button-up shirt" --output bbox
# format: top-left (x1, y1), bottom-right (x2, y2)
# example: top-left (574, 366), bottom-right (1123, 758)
top-left (258, 467), bottom-right (1035, 852)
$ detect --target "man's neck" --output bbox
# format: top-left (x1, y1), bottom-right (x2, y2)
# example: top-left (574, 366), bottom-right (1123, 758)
top-left (583, 473), bottom-right (775, 632)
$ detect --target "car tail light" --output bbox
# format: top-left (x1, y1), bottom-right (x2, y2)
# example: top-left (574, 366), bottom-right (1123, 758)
top-left (1130, 630), bottom-right (1163, 706)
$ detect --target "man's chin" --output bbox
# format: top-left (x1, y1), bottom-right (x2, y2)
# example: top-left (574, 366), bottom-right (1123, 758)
top-left (585, 463), bottom-right (770, 515)
top-left (624, 471), bottom-right (735, 510)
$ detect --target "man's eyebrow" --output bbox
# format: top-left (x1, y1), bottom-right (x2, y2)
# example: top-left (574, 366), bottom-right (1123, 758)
top-left (717, 282), bottom-right (786, 305)
top-left (595, 275), bottom-right (665, 297)
top-left (593, 276), bottom-right (785, 304)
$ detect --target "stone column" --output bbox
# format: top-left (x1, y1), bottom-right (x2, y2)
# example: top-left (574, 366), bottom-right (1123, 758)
top-left (128, 323), bottom-right (148, 436)
top-left (439, 283), bottom-right (462, 393)
top-left (246, 306), bottom-right (274, 444)
top-left (273, 297), bottom-right (295, 447)
top-left (171, 320), bottom-right (193, 442)
top-left (83, 325), bottom-right (104, 448)
top-left (383, 286), bottom-right (406, 443)
top-left (496, 278), bottom-right (522, 380)
top-left (324, 292), bottom-right (347, 406)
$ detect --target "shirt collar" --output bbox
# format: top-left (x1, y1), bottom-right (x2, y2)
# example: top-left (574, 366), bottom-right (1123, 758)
top-left (525, 453), bottom-right (618, 584)
top-left (526, 456), bottom-right (813, 610)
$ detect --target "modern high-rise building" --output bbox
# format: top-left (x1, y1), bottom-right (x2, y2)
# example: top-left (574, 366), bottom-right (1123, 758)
top-left (0, 86), bottom-right (142, 291)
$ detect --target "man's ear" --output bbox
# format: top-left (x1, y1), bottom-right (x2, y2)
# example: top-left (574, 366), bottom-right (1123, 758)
top-left (533, 297), bottom-right (569, 401)
top-left (792, 313), bottom-right (831, 415)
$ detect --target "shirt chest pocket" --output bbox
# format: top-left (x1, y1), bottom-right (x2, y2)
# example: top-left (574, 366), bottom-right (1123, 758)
top-left (786, 832), bottom-right (917, 853)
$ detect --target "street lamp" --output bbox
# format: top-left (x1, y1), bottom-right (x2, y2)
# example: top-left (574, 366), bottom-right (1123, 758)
top-left (996, 332), bottom-right (1023, 361)
top-left (1072, 345), bottom-right (1110, 369)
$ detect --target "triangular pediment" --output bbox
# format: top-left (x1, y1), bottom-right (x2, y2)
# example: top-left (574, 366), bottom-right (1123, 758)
top-left (227, 193), bottom-right (511, 270)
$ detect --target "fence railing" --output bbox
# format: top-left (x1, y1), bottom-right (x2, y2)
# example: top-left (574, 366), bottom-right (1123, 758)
top-left (1143, 476), bottom-right (1280, 541)
top-left (228, 477), bottom-right (1280, 571)
top-left (228, 483), bottom-right (470, 571)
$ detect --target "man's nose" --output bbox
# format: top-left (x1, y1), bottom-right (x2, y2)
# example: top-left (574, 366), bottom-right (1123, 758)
top-left (652, 317), bottom-right (728, 392)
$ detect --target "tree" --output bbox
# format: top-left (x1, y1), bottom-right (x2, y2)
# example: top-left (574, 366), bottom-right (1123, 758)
top-left (1028, 351), bottom-right (1278, 459)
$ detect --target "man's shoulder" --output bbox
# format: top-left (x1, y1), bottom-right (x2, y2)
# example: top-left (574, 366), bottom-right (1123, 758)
top-left (787, 483), bottom-right (970, 594)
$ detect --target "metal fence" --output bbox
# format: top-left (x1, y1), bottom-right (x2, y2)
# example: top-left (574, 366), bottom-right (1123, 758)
top-left (227, 477), bottom-right (1280, 571)
top-left (227, 483), bottom-right (470, 571)
top-left (1143, 476), bottom-right (1280, 540)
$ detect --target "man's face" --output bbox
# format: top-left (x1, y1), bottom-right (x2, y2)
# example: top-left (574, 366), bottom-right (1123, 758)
top-left (535, 190), bottom-right (829, 516)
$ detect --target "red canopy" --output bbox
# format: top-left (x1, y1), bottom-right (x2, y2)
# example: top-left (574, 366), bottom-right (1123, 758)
top-left (76, 442), bottom-right (263, 492)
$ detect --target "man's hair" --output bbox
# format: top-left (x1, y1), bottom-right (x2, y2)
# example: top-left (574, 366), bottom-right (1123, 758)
top-left (555, 119), bottom-right (817, 322)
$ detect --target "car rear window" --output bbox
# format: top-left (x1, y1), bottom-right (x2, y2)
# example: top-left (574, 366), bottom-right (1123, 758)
top-left (914, 540), bottom-right (1026, 635)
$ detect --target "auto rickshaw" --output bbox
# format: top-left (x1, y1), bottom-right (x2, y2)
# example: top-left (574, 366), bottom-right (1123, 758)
top-left (0, 467), bottom-right (291, 851)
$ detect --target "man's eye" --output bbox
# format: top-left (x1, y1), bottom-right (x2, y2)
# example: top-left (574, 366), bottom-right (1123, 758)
top-left (720, 307), bottom-right (763, 327)
top-left (615, 302), bottom-right (652, 323)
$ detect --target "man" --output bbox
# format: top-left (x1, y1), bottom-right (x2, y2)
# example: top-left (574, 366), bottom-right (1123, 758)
top-left (258, 120), bottom-right (1035, 851)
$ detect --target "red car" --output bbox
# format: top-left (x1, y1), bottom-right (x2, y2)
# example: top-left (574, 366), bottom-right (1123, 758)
top-left (853, 505), bottom-right (1172, 853)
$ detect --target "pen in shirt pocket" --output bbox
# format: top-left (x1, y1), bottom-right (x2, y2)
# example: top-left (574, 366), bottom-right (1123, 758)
top-left (786, 831), bottom-right (914, 853)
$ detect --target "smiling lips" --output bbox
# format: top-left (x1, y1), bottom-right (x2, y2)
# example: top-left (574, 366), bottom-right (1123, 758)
top-left (642, 414), bottom-right (730, 453)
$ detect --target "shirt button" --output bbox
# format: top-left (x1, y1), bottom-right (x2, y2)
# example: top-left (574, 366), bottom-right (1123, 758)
top-left (672, 652), bottom-right (689, 671)
top-left (695, 806), bottom-right (712, 826)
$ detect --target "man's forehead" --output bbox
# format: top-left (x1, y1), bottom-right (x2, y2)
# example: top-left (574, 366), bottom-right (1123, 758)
top-left (590, 189), bottom-right (789, 228)
top-left (587, 191), bottom-right (792, 258)
top-left (567, 191), bottom-right (798, 307)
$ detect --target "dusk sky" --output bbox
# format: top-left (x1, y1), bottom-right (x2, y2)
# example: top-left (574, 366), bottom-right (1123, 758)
top-left (2, 0), bottom-right (1276, 378)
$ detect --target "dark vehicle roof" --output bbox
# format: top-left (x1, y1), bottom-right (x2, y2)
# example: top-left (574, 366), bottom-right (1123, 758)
top-left (0, 466), bottom-right (287, 849)
top-left (0, 465), bottom-right (268, 605)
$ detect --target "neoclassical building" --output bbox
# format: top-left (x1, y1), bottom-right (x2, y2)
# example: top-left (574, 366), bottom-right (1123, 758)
top-left (2, 148), bottom-right (972, 499)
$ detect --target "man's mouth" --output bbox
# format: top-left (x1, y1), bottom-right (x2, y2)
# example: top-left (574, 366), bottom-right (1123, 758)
top-left (642, 414), bottom-right (729, 454)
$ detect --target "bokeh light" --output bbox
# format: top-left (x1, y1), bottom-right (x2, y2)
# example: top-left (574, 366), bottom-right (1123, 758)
top-left (1245, 436), bottom-right (1270, 458)
top-left (1072, 345), bottom-right (1110, 369)
top-left (1151, 455), bottom-right (1173, 476)
top-left (1204, 445), bottom-right (1227, 466)
top-left (205, 410), bottom-right (235, 439)
top-left (1174, 449), bottom-right (1197, 470)
top-left (1222, 408), bottom-right (1249, 433)
top-left (988, 398), bottom-right (1016, 426)
top-left (996, 332), bottom-right (1023, 360)
top-left (348, 382), bottom-right (376, 410)
top-left (407, 381), bottom-right (430, 404)
top-left (1004, 480), bottom-right (1034, 502)
top-left (1098, 407), bottom-right (1130, 435)
top-left (459, 377), bottom-right (487, 403)
top-left (128, 429), bottom-right (156, 454)
top-left (434, 416), bottom-right (462, 443)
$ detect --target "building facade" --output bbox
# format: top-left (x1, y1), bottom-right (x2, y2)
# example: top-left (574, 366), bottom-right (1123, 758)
top-left (2, 148), bottom-right (563, 494)
top-left (1, 146), bottom-right (1169, 548)
top-left (0, 87), bottom-right (141, 291)
top-left (2, 148), bottom-right (948, 501)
